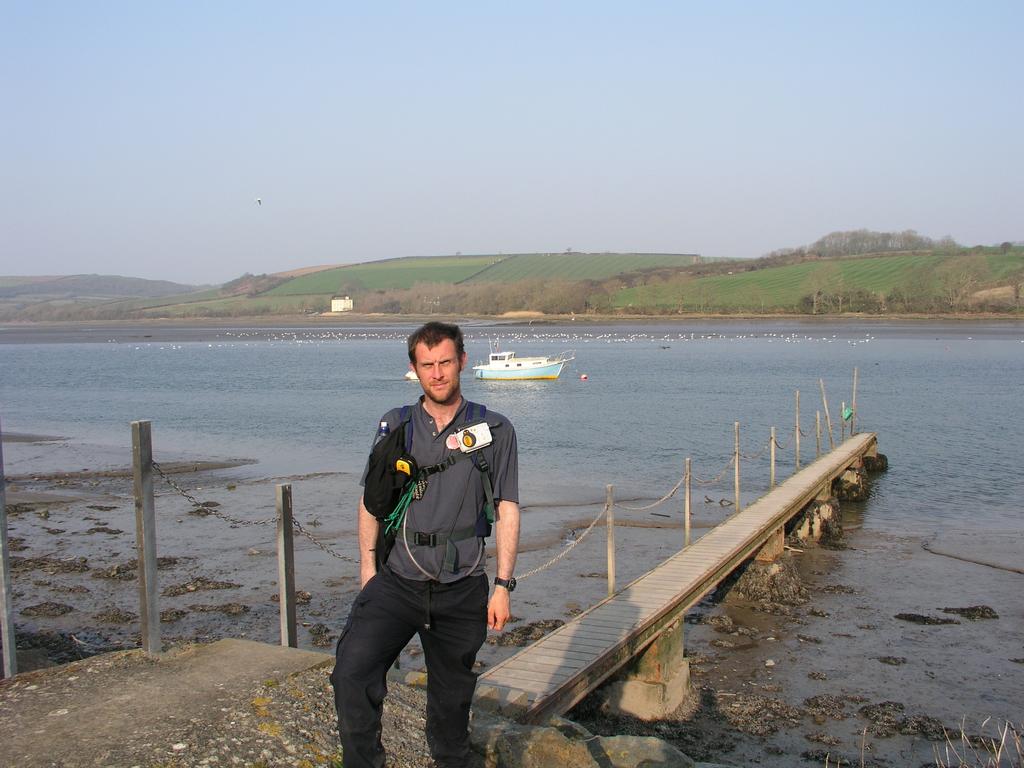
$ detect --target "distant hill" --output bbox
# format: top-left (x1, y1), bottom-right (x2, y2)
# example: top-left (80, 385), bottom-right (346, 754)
top-left (0, 274), bottom-right (204, 300)
top-left (3, 237), bottom-right (1021, 320)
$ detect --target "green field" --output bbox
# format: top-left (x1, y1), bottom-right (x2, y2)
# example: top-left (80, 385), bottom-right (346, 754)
top-left (613, 250), bottom-right (1024, 311)
top-left (461, 252), bottom-right (700, 284)
top-left (264, 256), bottom-right (500, 295)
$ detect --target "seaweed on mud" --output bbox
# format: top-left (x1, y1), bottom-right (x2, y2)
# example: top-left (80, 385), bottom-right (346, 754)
top-left (10, 555), bottom-right (90, 575)
top-left (940, 605), bottom-right (999, 620)
top-left (894, 612), bottom-right (960, 625)
top-left (188, 602), bottom-right (249, 616)
top-left (162, 577), bottom-right (240, 596)
top-left (95, 607), bottom-right (138, 624)
top-left (21, 602), bottom-right (75, 617)
top-left (486, 618), bottom-right (564, 647)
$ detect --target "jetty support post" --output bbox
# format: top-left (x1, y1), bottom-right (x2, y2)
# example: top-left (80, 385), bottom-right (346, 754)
top-left (597, 614), bottom-right (691, 720)
top-left (276, 483), bottom-right (297, 648)
top-left (819, 379), bottom-right (835, 449)
top-left (683, 458), bottom-right (691, 548)
top-left (733, 422), bottom-right (741, 513)
top-left (131, 420), bottom-right (161, 655)
top-left (769, 427), bottom-right (776, 489)
top-left (794, 390), bottom-right (801, 470)
top-left (841, 401), bottom-right (847, 440)
top-left (1, 416), bottom-right (18, 677)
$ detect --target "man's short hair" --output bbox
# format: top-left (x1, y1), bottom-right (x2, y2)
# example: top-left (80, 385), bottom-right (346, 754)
top-left (407, 321), bottom-right (465, 363)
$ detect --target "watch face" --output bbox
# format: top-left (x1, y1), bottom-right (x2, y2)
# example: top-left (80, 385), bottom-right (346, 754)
top-left (506, 577), bottom-right (517, 592)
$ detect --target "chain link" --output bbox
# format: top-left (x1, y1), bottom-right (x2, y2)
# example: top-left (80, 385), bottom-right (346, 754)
top-left (152, 460), bottom-right (354, 561)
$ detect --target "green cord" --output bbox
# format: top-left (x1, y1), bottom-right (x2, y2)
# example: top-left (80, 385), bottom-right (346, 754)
top-left (384, 482), bottom-right (416, 536)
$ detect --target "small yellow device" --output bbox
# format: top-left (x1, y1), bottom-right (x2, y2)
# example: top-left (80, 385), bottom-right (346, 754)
top-left (395, 458), bottom-right (414, 476)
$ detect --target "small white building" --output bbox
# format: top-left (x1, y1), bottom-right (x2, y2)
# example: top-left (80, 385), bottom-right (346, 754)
top-left (331, 295), bottom-right (354, 312)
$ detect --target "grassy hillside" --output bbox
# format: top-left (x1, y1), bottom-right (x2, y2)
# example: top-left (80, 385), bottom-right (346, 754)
top-left (264, 255), bottom-right (499, 295)
top-left (612, 248), bottom-right (1024, 313)
top-left (460, 252), bottom-right (700, 283)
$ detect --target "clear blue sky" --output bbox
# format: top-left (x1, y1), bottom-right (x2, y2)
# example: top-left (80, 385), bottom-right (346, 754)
top-left (2, 2), bottom-right (1021, 284)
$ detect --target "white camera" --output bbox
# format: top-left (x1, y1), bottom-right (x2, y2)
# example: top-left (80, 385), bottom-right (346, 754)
top-left (454, 422), bottom-right (492, 453)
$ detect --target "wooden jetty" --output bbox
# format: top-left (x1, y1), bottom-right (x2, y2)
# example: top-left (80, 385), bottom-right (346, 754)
top-left (475, 432), bottom-right (879, 724)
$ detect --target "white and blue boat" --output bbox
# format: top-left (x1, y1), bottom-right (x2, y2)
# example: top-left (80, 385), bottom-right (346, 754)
top-left (472, 348), bottom-right (574, 380)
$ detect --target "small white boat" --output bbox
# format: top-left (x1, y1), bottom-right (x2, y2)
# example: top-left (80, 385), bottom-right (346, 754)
top-left (472, 349), bottom-right (574, 380)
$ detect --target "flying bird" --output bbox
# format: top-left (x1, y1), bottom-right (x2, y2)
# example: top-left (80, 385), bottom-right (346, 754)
top-left (255, 198), bottom-right (262, 206)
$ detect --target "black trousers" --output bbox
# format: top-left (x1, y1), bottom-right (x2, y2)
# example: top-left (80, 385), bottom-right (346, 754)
top-left (330, 568), bottom-right (488, 768)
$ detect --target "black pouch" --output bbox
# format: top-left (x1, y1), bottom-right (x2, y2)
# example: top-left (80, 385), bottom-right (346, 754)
top-left (363, 419), bottom-right (418, 520)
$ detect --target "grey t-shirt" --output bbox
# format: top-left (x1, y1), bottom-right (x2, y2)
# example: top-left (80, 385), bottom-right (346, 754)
top-left (362, 397), bottom-right (518, 583)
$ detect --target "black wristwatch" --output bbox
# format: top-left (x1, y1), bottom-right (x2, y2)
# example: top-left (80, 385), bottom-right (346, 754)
top-left (493, 576), bottom-right (517, 592)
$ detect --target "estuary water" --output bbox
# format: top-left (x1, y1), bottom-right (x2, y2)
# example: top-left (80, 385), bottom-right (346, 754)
top-left (2, 318), bottom-right (1023, 537)
top-left (2, 318), bottom-right (1023, 765)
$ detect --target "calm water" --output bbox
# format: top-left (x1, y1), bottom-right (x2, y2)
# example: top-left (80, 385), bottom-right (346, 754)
top-left (2, 319), bottom-right (1023, 535)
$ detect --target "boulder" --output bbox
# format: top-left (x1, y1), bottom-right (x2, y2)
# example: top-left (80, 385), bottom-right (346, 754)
top-left (597, 734), bottom-right (696, 767)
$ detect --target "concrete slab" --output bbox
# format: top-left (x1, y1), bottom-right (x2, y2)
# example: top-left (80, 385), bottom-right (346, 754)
top-left (0, 639), bottom-right (332, 767)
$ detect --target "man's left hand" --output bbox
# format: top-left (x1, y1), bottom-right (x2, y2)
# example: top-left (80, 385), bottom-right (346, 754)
top-left (487, 587), bottom-right (511, 631)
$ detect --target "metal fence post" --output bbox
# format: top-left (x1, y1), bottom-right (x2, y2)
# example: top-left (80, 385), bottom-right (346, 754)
top-left (606, 484), bottom-right (615, 597)
top-left (131, 420), bottom-right (161, 655)
top-left (684, 458), bottom-right (692, 548)
top-left (1, 416), bottom-right (18, 677)
top-left (276, 483), bottom-right (297, 648)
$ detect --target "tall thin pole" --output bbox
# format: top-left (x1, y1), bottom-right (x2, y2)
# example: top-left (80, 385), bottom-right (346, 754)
top-left (794, 390), bottom-right (801, 470)
top-left (841, 401), bottom-right (847, 440)
top-left (769, 427), bottom-right (776, 489)
top-left (684, 458), bottom-right (692, 548)
top-left (131, 420), bottom-right (161, 655)
top-left (816, 411), bottom-right (822, 457)
top-left (819, 379), bottom-right (835, 449)
top-left (276, 484), bottom-right (297, 648)
top-left (1, 416), bottom-right (18, 678)
top-left (734, 422), bottom-right (741, 513)
top-left (605, 485), bottom-right (616, 597)
top-left (851, 367), bottom-right (859, 435)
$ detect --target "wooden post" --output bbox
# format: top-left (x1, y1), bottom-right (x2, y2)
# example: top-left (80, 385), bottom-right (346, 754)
top-left (684, 458), bottom-right (692, 548)
top-left (131, 420), bottom-right (161, 655)
top-left (794, 390), bottom-right (801, 470)
top-left (733, 421), bottom-right (741, 513)
top-left (1, 416), bottom-right (18, 678)
top-left (851, 367), bottom-right (859, 435)
top-left (816, 411), bottom-right (822, 457)
top-left (606, 485), bottom-right (616, 597)
top-left (841, 401), bottom-right (847, 440)
top-left (819, 378), bottom-right (835, 449)
top-left (276, 484), bottom-right (297, 648)
top-left (769, 427), bottom-right (776, 489)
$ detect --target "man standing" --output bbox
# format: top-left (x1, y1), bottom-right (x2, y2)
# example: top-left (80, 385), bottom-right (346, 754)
top-left (331, 321), bottom-right (520, 768)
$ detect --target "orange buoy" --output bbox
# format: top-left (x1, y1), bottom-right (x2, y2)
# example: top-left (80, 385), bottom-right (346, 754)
top-left (580, 373), bottom-right (588, 380)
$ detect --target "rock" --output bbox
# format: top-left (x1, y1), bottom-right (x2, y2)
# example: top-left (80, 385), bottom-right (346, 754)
top-left (472, 714), bottom-right (599, 768)
top-left (597, 735), bottom-right (696, 767)
top-left (722, 555), bottom-right (807, 605)
top-left (863, 453), bottom-right (889, 472)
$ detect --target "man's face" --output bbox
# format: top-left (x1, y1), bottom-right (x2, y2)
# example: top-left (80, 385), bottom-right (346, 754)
top-left (411, 338), bottom-right (466, 406)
